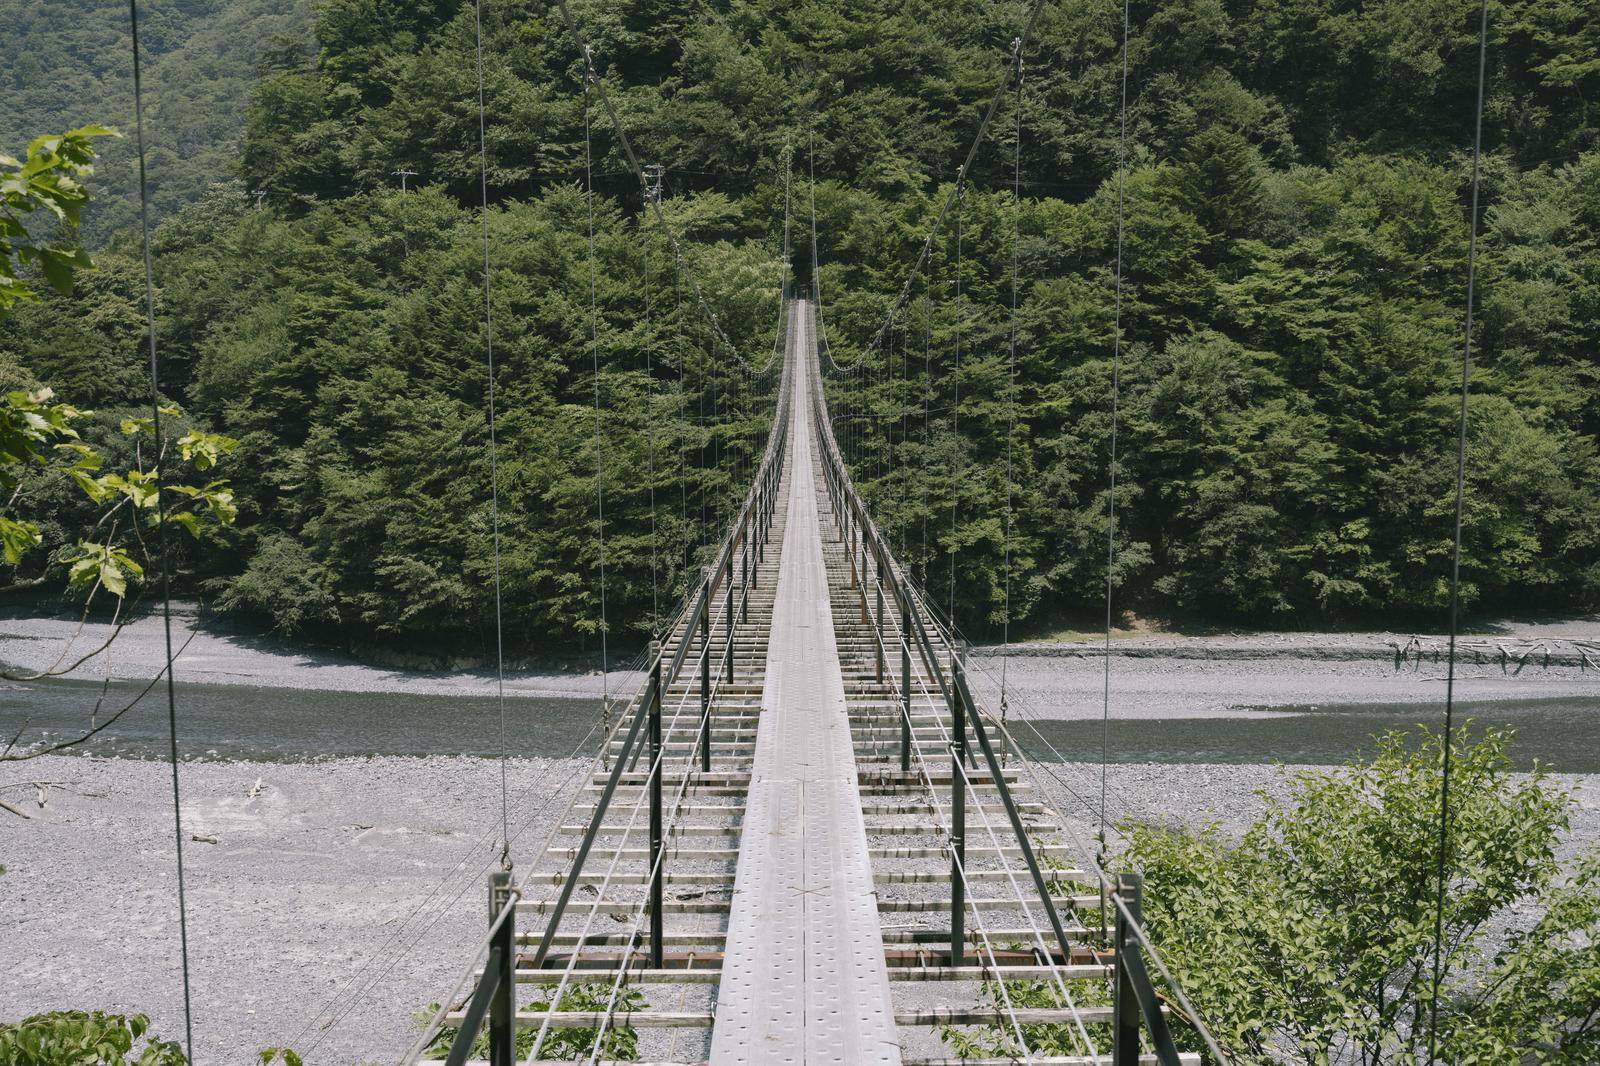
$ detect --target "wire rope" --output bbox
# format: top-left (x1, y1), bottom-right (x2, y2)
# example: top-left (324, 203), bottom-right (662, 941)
top-left (1099, 0), bottom-right (1131, 857)
top-left (860, 532), bottom-right (1098, 1056)
top-left (857, 26), bottom-right (1040, 365)
top-left (922, 291), bottom-right (932, 584)
top-left (535, 375), bottom-right (791, 1065)
top-left (812, 328), bottom-right (1094, 1058)
top-left (470, 0), bottom-right (512, 868)
top-left (947, 186), bottom-right (963, 634)
top-left (295, 711), bottom-right (610, 1056)
top-left (1427, 0), bottom-right (1491, 1056)
top-left (553, 0), bottom-right (749, 369)
top-left (127, 2), bottom-right (196, 1057)
top-left (1001, 41), bottom-right (1023, 733)
top-left (642, 179), bottom-right (660, 636)
top-left (580, 52), bottom-right (613, 716)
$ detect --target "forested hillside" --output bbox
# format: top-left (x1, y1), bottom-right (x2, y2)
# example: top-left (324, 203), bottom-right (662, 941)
top-left (3, 0), bottom-right (1599, 655)
top-left (0, 0), bottom-right (315, 240)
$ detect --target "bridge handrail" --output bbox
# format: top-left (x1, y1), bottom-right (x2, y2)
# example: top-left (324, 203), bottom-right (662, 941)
top-left (522, 304), bottom-right (795, 951)
top-left (409, 307), bottom-right (795, 1064)
top-left (802, 299), bottom-right (1231, 1065)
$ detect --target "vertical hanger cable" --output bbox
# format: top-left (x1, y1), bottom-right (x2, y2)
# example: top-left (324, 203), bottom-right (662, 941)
top-left (127, 2), bottom-right (196, 1056)
top-left (1427, 0), bottom-right (1491, 1055)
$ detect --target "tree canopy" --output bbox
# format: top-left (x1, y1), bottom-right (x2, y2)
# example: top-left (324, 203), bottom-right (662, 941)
top-left (3, 0), bottom-right (1599, 651)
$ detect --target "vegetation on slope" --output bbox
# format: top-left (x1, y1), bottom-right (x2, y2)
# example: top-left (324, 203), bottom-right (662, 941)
top-left (3, 0), bottom-right (1599, 652)
top-left (943, 730), bottom-right (1600, 1064)
top-left (0, 0), bottom-right (316, 241)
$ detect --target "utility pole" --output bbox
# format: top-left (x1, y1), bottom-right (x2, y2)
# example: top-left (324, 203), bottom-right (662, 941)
top-left (392, 168), bottom-right (418, 192)
top-left (250, 189), bottom-right (266, 210)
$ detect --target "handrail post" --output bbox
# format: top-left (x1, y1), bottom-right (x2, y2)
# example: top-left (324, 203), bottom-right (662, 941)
top-left (859, 540), bottom-right (870, 623)
top-left (725, 555), bottom-right (736, 684)
top-left (750, 510), bottom-right (760, 585)
top-left (900, 593), bottom-right (912, 773)
top-left (743, 547), bottom-right (751, 621)
top-left (487, 870), bottom-right (515, 1066)
top-left (648, 659), bottom-right (665, 970)
top-left (875, 578), bottom-right (885, 683)
top-left (958, 666), bottom-right (1077, 965)
top-left (530, 699), bottom-right (648, 969)
top-left (1113, 872), bottom-right (1143, 1066)
top-left (700, 593), bottom-right (712, 773)
top-left (950, 660), bottom-right (967, 967)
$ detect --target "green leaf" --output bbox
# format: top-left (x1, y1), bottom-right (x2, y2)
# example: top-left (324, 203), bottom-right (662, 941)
top-left (0, 516), bottom-right (41, 564)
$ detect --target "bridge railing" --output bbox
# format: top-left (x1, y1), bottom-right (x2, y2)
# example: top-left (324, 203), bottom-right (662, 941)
top-left (409, 304), bottom-right (797, 1065)
top-left (805, 300), bottom-right (1227, 1066)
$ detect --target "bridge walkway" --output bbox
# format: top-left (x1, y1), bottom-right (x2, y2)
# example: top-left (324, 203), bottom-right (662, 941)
top-left (445, 299), bottom-right (1199, 1065)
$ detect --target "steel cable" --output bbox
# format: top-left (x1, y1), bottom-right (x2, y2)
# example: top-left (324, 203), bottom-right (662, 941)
top-left (581, 54), bottom-right (613, 723)
top-left (1428, 1), bottom-right (1492, 1057)
top-left (1099, 0), bottom-right (1132, 860)
top-left (127, 1), bottom-right (196, 1056)
top-left (1001, 43), bottom-right (1023, 737)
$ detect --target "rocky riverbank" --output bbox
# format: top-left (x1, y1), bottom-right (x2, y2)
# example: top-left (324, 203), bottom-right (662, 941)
top-left (4, 755), bottom-right (1595, 1063)
top-left (1, 753), bottom-right (591, 1063)
top-left (4, 607), bottom-right (1595, 719)
top-left (0, 605), bottom-right (640, 700)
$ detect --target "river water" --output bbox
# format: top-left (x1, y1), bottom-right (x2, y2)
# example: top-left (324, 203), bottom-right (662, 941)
top-left (7, 675), bottom-right (1598, 771)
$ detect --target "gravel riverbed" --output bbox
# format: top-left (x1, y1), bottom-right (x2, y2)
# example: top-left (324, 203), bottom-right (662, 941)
top-left (0, 606), bottom-right (638, 700)
top-left (3, 611), bottom-right (1598, 1061)
top-left (1, 754), bottom-right (591, 1064)
top-left (5, 755), bottom-right (1597, 1063)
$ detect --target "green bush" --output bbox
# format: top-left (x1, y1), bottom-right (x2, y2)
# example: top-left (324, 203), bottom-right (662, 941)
top-left (0, 1011), bottom-right (185, 1066)
top-left (1126, 728), bottom-right (1600, 1064)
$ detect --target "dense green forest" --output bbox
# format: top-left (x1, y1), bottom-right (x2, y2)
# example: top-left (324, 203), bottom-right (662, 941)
top-left (3, 0), bottom-right (1599, 654)
top-left (0, 0), bottom-right (316, 241)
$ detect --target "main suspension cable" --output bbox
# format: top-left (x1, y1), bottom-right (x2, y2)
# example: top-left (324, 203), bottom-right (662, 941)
top-left (1428, 0), bottom-right (1491, 1056)
top-left (921, 290), bottom-right (932, 584)
top-left (555, 0), bottom-right (748, 368)
top-left (642, 180), bottom-right (660, 635)
top-left (127, 2), bottom-right (196, 1057)
top-left (808, 132), bottom-right (830, 362)
top-left (947, 186), bottom-right (963, 633)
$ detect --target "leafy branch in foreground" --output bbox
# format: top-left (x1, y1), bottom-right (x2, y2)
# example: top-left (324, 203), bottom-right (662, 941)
top-left (0, 1010), bottom-right (185, 1065)
top-left (0, 127), bottom-right (245, 768)
top-left (1123, 727), bottom-right (1599, 1065)
top-left (1, 126), bottom-right (240, 607)
top-left (0, 125), bottom-right (117, 316)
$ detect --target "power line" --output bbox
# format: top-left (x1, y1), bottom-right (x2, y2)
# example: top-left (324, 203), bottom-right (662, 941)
top-left (583, 50), bottom-right (613, 727)
top-left (554, 0), bottom-right (750, 369)
top-left (947, 186), bottom-right (963, 633)
top-left (855, 6), bottom-right (1047, 366)
top-left (643, 175), bottom-right (661, 637)
top-left (1000, 41), bottom-right (1023, 739)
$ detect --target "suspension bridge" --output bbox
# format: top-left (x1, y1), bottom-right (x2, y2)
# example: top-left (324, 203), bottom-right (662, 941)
top-left (97, 0), bottom-right (1494, 1055)
top-left (403, 298), bottom-right (1213, 1066)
